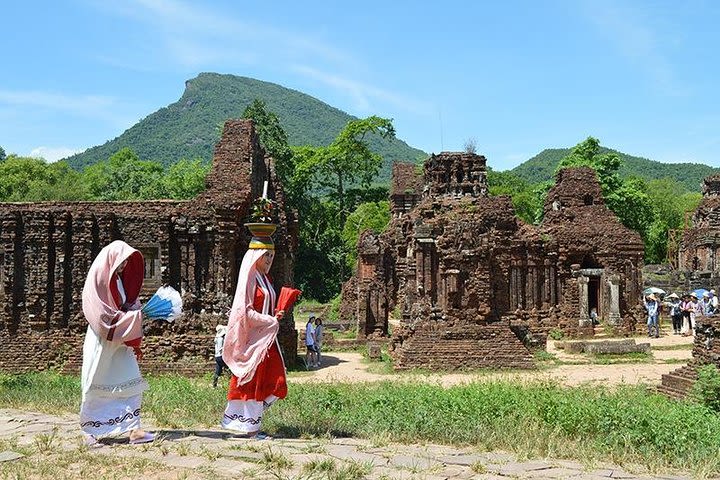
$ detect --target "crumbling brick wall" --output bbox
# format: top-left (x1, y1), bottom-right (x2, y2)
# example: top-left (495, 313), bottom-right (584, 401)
top-left (658, 316), bottom-right (720, 399)
top-left (679, 175), bottom-right (720, 274)
top-left (0, 119), bottom-right (299, 374)
top-left (343, 156), bottom-right (644, 370)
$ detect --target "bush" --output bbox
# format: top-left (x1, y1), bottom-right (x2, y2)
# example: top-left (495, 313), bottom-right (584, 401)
top-left (548, 329), bottom-right (565, 340)
top-left (692, 364), bottom-right (720, 412)
top-left (327, 293), bottom-right (341, 322)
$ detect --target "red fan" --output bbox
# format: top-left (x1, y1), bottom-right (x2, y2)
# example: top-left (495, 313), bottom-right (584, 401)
top-left (276, 286), bottom-right (302, 313)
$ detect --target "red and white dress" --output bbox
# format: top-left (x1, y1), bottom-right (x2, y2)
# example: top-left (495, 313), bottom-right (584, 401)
top-left (221, 270), bottom-right (287, 433)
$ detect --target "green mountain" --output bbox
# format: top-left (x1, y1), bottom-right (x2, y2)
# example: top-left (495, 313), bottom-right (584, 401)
top-left (511, 147), bottom-right (720, 192)
top-left (64, 73), bottom-right (427, 180)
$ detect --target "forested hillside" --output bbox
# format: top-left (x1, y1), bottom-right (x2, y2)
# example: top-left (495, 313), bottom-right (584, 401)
top-left (512, 147), bottom-right (719, 192)
top-left (64, 73), bottom-right (426, 180)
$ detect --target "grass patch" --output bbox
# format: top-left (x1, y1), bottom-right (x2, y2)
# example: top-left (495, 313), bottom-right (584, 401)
top-left (360, 347), bottom-right (394, 374)
top-left (3, 372), bottom-right (720, 476)
top-left (659, 358), bottom-right (691, 364)
top-left (331, 329), bottom-right (358, 340)
top-left (533, 350), bottom-right (558, 363)
top-left (0, 440), bottom-right (175, 480)
top-left (652, 343), bottom-right (694, 351)
top-left (259, 446), bottom-right (294, 470)
top-left (548, 328), bottom-right (565, 340)
top-left (586, 351), bottom-right (653, 364)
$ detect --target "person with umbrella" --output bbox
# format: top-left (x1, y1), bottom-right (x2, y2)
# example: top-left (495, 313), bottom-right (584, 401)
top-left (644, 294), bottom-right (660, 338)
top-left (710, 289), bottom-right (718, 314)
top-left (701, 292), bottom-right (713, 315)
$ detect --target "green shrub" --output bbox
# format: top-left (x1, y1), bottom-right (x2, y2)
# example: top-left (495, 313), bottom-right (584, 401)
top-left (327, 293), bottom-right (341, 322)
top-left (548, 329), bottom-right (565, 340)
top-left (692, 364), bottom-right (720, 412)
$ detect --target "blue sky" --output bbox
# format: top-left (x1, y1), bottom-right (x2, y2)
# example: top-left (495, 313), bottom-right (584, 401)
top-left (1, 0), bottom-right (719, 170)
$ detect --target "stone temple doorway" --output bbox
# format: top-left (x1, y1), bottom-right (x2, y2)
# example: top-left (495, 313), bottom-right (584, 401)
top-left (588, 276), bottom-right (600, 319)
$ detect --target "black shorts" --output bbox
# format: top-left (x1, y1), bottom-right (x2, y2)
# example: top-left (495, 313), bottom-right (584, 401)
top-left (306, 345), bottom-right (318, 353)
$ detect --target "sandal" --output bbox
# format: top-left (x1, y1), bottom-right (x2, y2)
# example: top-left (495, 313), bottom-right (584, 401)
top-left (83, 434), bottom-right (101, 448)
top-left (129, 432), bottom-right (156, 445)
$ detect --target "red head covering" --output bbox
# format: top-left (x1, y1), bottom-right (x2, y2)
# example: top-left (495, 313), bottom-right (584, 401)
top-left (222, 248), bottom-right (279, 385)
top-left (82, 240), bottom-right (144, 343)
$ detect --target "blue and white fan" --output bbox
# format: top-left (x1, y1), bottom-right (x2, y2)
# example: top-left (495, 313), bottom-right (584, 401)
top-left (142, 286), bottom-right (183, 322)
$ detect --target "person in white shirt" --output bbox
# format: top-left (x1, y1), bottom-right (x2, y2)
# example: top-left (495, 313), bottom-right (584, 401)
top-left (314, 318), bottom-right (324, 367)
top-left (711, 289), bottom-right (719, 314)
top-left (212, 324), bottom-right (227, 388)
top-left (305, 315), bottom-right (317, 369)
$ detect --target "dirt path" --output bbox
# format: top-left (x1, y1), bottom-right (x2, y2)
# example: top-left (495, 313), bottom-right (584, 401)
top-left (293, 334), bottom-right (694, 388)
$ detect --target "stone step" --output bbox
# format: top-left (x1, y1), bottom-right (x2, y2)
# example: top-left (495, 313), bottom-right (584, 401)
top-left (671, 365), bottom-right (699, 380)
top-left (660, 373), bottom-right (696, 397)
top-left (655, 384), bottom-right (688, 400)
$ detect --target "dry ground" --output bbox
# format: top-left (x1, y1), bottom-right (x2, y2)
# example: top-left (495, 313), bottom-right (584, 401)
top-left (294, 328), bottom-right (693, 389)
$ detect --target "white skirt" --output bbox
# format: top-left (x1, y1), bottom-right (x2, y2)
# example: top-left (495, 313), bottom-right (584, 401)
top-left (221, 395), bottom-right (279, 434)
top-left (80, 326), bottom-right (148, 437)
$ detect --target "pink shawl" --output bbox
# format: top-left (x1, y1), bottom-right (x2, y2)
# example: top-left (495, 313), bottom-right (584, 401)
top-left (82, 240), bottom-right (145, 344)
top-left (222, 248), bottom-right (279, 385)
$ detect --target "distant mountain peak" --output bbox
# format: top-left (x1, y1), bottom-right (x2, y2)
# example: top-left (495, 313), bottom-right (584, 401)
top-left (64, 73), bottom-right (427, 181)
top-left (511, 146), bottom-right (719, 192)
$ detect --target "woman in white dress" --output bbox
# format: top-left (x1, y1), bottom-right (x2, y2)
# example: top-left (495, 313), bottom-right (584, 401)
top-left (79, 240), bottom-right (154, 445)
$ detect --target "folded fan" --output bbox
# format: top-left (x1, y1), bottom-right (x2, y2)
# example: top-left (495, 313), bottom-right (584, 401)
top-left (276, 286), bottom-right (302, 313)
top-left (142, 286), bottom-right (183, 322)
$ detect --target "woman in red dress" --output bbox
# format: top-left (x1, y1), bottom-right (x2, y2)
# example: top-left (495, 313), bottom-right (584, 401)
top-left (221, 231), bottom-right (286, 437)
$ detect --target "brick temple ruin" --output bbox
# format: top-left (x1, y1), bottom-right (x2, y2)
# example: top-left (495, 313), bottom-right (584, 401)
top-left (658, 316), bottom-right (720, 399)
top-left (0, 119), bottom-right (298, 374)
top-left (341, 153), bottom-right (645, 370)
top-left (677, 175), bottom-right (720, 282)
top-left (643, 175), bottom-right (720, 295)
top-left (655, 175), bottom-right (720, 397)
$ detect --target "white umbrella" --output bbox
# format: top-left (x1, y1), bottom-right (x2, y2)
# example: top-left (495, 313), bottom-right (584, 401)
top-left (643, 287), bottom-right (666, 296)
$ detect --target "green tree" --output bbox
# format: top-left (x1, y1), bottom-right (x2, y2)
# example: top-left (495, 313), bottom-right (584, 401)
top-left (25, 161), bottom-right (88, 201)
top-left (558, 137), bottom-right (622, 193)
top-left (558, 137), bottom-right (656, 249)
top-left (295, 116), bottom-right (395, 218)
top-left (83, 148), bottom-right (165, 200)
top-left (607, 177), bottom-right (654, 241)
top-left (342, 201), bottom-right (391, 269)
top-left (487, 169), bottom-right (544, 224)
top-left (0, 155), bottom-right (50, 201)
top-left (644, 178), bottom-right (702, 263)
top-left (162, 158), bottom-right (210, 199)
top-left (242, 99), bottom-right (294, 187)
top-left (290, 117), bottom-right (395, 300)
top-left (0, 156), bottom-right (87, 201)
top-left (294, 198), bottom-right (345, 302)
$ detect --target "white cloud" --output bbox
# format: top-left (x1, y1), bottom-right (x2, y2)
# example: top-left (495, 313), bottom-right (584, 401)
top-left (0, 89), bottom-right (114, 115)
top-left (97, 0), bottom-right (353, 67)
top-left (29, 146), bottom-right (86, 163)
top-left (291, 65), bottom-right (432, 115)
top-left (91, 0), bottom-right (428, 116)
top-left (0, 88), bottom-right (134, 131)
